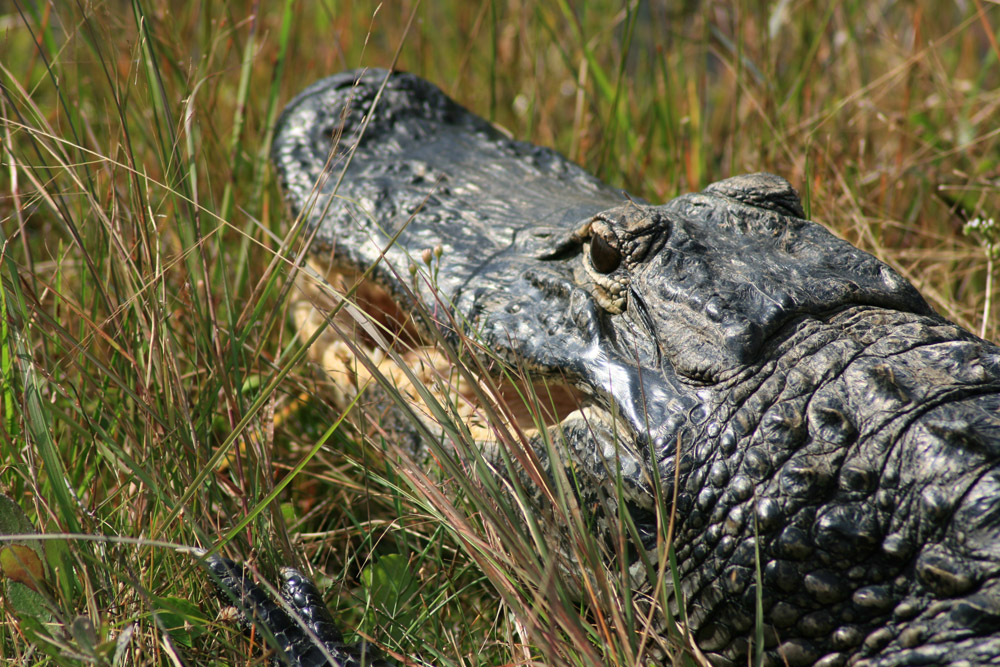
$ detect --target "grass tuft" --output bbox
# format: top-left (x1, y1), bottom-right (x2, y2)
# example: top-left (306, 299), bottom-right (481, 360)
top-left (1, 1), bottom-right (997, 665)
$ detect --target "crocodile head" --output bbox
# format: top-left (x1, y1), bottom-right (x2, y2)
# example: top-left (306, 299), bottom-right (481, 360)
top-left (272, 69), bottom-right (1000, 664)
top-left (273, 68), bottom-right (929, 456)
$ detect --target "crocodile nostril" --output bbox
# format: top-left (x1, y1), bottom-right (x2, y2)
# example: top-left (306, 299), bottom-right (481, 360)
top-left (590, 234), bottom-right (621, 273)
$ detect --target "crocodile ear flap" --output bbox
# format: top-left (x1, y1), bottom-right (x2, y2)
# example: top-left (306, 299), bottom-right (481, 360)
top-left (703, 173), bottom-right (806, 219)
top-left (533, 223), bottom-right (588, 261)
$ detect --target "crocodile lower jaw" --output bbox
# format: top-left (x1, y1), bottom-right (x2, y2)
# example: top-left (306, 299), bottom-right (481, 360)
top-left (292, 260), bottom-right (586, 448)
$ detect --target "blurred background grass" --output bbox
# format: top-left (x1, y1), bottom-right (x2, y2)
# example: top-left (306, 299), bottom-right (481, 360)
top-left (0, 1), bottom-right (997, 665)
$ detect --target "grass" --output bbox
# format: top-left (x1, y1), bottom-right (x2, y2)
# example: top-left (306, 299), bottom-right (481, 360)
top-left (0, 1), bottom-right (998, 665)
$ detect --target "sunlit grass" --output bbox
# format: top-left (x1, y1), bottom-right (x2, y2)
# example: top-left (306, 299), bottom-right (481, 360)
top-left (1, 1), bottom-right (997, 665)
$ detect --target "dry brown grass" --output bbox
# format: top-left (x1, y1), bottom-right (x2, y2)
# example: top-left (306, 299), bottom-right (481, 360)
top-left (1, 1), bottom-right (997, 665)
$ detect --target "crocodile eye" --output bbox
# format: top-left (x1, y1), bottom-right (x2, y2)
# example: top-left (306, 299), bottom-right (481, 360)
top-left (590, 234), bottom-right (621, 274)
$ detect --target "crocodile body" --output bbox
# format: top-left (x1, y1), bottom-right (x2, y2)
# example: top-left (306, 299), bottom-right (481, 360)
top-left (217, 69), bottom-right (1000, 666)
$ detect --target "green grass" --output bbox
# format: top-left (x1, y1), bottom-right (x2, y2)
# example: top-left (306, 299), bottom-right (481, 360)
top-left (0, 1), bottom-right (997, 665)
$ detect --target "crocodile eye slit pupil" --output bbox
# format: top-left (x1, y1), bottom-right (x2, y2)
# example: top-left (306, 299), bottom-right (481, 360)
top-left (590, 235), bottom-right (621, 274)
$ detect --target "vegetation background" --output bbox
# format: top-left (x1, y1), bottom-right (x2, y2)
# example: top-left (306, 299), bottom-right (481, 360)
top-left (1, 0), bottom-right (997, 665)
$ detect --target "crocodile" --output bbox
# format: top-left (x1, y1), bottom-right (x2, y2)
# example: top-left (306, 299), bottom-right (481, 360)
top-left (208, 69), bottom-right (1000, 666)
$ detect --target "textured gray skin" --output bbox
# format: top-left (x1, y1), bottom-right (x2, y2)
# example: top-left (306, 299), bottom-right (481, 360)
top-left (207, 556), bottom-right (394, 667)
top-left (224, 69), bottom-right (1000, 666)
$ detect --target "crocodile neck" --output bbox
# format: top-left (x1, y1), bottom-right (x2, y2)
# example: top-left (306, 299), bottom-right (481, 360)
top-left (667, 305), bottom-right (1000, 662)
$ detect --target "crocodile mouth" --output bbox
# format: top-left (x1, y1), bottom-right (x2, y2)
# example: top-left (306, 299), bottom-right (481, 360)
top-left (293, 260), bottom-right (590, 448)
